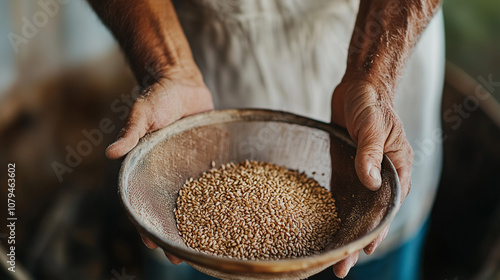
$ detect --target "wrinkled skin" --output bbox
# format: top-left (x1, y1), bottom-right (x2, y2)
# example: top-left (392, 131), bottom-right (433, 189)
top-left (88, 0), bottom-right (440, 277)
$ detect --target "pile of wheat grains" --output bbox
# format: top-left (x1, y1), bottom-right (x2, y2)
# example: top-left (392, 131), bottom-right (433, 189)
top-left (174, 160), bottom-right (341, 260)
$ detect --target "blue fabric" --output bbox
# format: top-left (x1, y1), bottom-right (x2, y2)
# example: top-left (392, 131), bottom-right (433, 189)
top-left (314, 218), bottom-right (430, 280)
top-left (145, 219), bottom-right (430, 280)
top-left (145, 254), bottom-right (218, 280)
top-left (347, 221), bottom-right (428, 280)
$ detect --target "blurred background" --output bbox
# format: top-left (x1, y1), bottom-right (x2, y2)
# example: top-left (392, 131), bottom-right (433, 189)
top-left (0, 1), bottom-right (499, 279)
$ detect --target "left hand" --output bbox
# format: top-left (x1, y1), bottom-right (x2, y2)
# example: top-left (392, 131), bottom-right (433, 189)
top-left (330, 77), bottom-right (414, 278)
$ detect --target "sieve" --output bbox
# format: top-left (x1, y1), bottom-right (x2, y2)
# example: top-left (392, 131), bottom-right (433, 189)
top-left (118, 109), bottom-right (400, 280)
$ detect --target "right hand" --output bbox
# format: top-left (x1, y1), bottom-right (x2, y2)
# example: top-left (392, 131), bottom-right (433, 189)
top-left (106, 71), bottom-right (214, 159)
top-left (331, 78), bottom-right (413, 278)
top-left (106, 70), bottom-right (213, 264)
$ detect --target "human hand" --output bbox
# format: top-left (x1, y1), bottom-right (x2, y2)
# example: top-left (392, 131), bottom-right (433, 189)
top-left (106, 73), bottom-right (214, 159)
top-left (330, 78), bottom-right (413, 278)
top-left (106, 71), bottom-right (213, 264)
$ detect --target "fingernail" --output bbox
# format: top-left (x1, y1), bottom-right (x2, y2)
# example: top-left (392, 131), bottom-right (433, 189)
top-left (369, 166), bottom-right (382, 188)
top-left (364, 242), bottom-right (375, 255)
top-left (343, 267), bottom-right (351, 278)
top-left (106, 137), bottom-right (122, 150)
top-left (335, 270), bottom-right (347, 279)
top-left (105, 141), bottom-right (118, 158)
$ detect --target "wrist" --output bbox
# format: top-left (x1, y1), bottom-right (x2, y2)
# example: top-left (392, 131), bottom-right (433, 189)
top-left (136, 58), bottom-right (203, 88)
top-left (339, 69), bottom-right (395, 104)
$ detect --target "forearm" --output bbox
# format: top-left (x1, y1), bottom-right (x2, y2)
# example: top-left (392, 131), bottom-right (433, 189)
top-left (87, 0), bottom-right (199, 86)
top-left (345, 0), bottom-right (441, 100)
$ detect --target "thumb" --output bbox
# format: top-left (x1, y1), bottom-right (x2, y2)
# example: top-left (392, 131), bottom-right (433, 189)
top-left (355, 129), bottom-right (385, 191)
top-left (106, 101), bottom-right (151, 159)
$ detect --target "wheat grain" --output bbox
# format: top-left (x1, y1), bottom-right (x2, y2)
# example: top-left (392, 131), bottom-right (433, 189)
top-left (175, 160), bottom-right (341, 260)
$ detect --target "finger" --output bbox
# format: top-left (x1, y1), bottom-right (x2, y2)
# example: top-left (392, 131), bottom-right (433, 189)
top-left (105, 100), bottom-right (151, 159)
top-left (363, 224), bottom-right (390, 255)
top-left (141, 235), bottom-right (159, 249)
top-left (395, 162), bottom-right (412, 201)
top-left (333, 251), bottom-right (360, 278)
top-left (165, 251), bottom-right (183, 265)
top-left (385, 142), bottom-right (414, 201)
top-left (355, 127), bottom-right (385, 191)
top-left (141, 235), bottom-right (183, 265)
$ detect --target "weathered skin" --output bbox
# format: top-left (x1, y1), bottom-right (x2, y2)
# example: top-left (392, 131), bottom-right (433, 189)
top-left (87, 0), bottom-right (441, 277)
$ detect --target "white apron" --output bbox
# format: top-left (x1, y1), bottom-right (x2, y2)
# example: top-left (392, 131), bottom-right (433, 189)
top-left (173, 0), bottom-right (445, 261)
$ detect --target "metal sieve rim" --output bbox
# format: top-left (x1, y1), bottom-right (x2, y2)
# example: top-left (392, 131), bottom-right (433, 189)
top-left (118, 109), bottom-right (401, 275)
